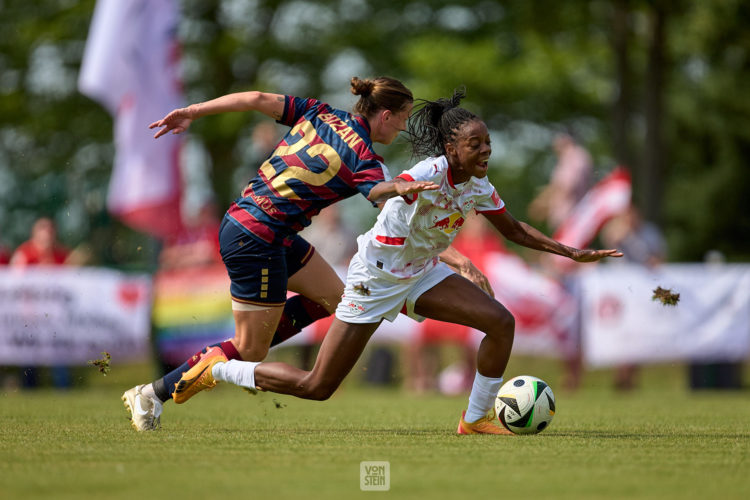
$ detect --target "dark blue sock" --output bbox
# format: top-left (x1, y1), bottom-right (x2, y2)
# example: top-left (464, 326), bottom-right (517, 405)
top-left (270, 295), bottom-right (331, 347)
top-left (152, 342), bottom-right (221, 402)
top-left (152, 296), bottom-right (329, 402)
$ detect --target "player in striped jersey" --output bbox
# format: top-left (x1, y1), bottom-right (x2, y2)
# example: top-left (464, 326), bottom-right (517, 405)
top-left (179, 89), bottom-right (622, 434)
top-left (122, 77), bottom-right (441, 431)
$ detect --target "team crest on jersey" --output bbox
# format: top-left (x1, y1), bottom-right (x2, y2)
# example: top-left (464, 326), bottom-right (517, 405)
top-left (429, 212), bottom-right (465, 234)
top-left (347, 300), bottom-right (366, 315)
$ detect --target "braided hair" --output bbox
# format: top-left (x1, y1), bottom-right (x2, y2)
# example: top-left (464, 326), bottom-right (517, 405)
top-left (408, 87), bottom-right (478, 158)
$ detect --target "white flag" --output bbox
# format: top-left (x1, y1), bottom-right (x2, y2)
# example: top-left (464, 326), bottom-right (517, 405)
top-left (79, 0), bottom-right (184, 239)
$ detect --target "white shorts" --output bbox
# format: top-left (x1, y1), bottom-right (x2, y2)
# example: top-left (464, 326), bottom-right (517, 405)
top-left (335, 253), bottom-right (455, 324)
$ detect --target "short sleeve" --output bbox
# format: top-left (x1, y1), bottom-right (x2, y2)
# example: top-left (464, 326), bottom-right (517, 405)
top-left (393, 158), bottom-right (444, 204)
top-left (396, 158), bottom-right (442, 184)
top-left (475, 182), bottom-right (506, 214)
top-left (277, 96), bottom-right (326, 127)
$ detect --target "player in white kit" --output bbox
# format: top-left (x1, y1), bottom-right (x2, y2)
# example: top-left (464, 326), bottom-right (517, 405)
top-left (177, 89), bottom-right (622, 434)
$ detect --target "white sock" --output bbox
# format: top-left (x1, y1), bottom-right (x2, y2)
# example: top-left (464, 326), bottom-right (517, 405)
top-left (212, 360), bottom-right (260, 390)
top-left (464, 371), bottom-right (503, 423)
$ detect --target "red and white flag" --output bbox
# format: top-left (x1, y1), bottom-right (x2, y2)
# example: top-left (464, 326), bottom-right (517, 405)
top-left (485, 252), bottom-right (579, 357)
top-left (548, 167), bottom-right (632, 272)
top-left (79, 0), bottom-right (184, 239)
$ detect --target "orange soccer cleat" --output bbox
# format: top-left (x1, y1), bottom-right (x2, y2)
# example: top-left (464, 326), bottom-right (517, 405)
top-left (457, 408), bottom-right (514, 435)
top-left (172, 346), bottom-right (228, 404)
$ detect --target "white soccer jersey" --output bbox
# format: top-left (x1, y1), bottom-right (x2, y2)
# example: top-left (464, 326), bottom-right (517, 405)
top-left (356, 155), bottom-right (505, 280)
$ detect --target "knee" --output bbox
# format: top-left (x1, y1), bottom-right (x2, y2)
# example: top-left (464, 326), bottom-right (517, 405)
top-left (482, 307), bottom-right (515, 340)
top-left (233, 341), bottom-right (269, 363)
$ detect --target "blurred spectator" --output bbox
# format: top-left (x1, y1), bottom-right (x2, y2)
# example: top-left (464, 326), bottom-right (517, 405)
top-left (0, 242), bottom-right (10, 265)
top-left (10, 217), bottom-right (73, 389)
top-left (159, 200), bottom-right (222, 270)
top-left (232, 121), bottom-right (282, 191)
top-left (298, 204), bottom-right (357, 269)
top-left (10, 217), bottom-right (70, 267)
top-left (602, 204), bottom-right (667, 390)
top-left (406, 212), bottom-right (506, 394)
top-left (529, 133), bottom-right (594, 230)
top-left (602, 204), bottom-right (666, 269)
top-left (530, 135), bottom-right (594, 391)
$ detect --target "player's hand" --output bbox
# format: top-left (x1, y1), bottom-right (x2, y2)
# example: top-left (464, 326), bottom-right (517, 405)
top-left (393, 180), bottom-right (439, 196)
top-left (570, 248), bottom-right (623, 263)
top-left (149, 107), bottom-right (194, 138)
top-left (457, 260), bottom-right (495, 298)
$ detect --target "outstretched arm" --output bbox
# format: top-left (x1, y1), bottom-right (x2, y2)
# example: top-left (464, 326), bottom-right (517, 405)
top-left (482, 210), bottom-right (623, 262)
top-left (149, 91), bottom-right (286, 138)
top-left (367, 176), bottom-right (439, 204)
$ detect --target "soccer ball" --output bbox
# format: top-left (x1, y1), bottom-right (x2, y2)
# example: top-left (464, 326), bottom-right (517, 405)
top-left (495, 375), bottom-right (556, 435)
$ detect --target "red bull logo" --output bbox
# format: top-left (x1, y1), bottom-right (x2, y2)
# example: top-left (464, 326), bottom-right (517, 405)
top-left (430, 213), bottom-right (465, 234)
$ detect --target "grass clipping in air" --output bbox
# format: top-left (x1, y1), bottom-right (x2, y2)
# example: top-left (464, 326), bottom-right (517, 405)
top-left (652, 286), bottom-right (680, 306)
top-left (88, 351), bottom-right (111, 375)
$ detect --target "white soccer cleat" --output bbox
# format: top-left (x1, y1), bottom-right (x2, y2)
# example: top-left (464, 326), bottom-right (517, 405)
top-left (122, 384), bottom-right (163, 431)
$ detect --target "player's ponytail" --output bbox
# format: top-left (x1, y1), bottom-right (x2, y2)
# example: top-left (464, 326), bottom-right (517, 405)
top-left (408, 86), bottom-right (477, 158)
top-left (351, 76), bottom-right (413, 117)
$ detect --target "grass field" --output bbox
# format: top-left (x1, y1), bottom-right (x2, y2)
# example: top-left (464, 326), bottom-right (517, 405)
top-left (1, 352), bottom-right (748, 500)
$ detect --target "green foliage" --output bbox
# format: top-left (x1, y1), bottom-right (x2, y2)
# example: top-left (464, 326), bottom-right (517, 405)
top-left (1, 0), bottom-right (748, 264)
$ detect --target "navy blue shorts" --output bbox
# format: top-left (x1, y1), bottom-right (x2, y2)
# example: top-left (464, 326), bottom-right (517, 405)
top-left (219, 216), bottom-right (314, 307)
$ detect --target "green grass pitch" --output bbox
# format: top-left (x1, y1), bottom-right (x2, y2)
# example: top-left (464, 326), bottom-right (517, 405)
top-left (1, 354), bottom-right (748, 500)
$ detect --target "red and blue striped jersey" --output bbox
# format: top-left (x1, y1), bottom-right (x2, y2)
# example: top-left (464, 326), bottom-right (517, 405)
top-left (227, 96), bottom-right (390, 246)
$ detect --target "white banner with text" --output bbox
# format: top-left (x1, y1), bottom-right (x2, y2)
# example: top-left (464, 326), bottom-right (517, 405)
top-left (581, 264), bottom-right (750, 366)
top-left (0, 267), bottom-right (152, 365)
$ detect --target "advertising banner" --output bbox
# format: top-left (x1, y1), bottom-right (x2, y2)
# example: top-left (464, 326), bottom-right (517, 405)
top-left (0, 267), bottom-right (152, 365)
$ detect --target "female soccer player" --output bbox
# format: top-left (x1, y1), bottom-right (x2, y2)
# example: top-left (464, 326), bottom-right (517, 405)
top-left (173, 89), bottom-right (622, 435)
top-left (122, 77), bottom-right (444, 431)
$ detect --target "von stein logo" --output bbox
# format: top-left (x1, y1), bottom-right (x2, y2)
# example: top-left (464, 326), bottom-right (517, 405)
top-left (360, 461), bottom-right (390, 491)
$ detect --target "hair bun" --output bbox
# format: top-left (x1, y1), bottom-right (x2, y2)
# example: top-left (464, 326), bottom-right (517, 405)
top-left (350, 77), bottom-right (375, 97)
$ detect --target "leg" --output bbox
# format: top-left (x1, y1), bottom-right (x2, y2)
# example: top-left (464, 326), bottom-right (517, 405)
top-left (286, 250), bottom-right (344, 314)
top-left (270, 250), bottom-right (344, 346)
top-left (414, 274), bottom-right (514, 378)
top-left (254, 318), bottom-right (379, 400)
top-left (414, 273), bottom-right (514, 434)
top-left (142, 221), bottom-right (289, 404)
top-left (230, 306), bottom-right (285, 361)
top-left (614, 363), bottom-right (639, 391)
top-left (146, 253), bottom-right (337, 403)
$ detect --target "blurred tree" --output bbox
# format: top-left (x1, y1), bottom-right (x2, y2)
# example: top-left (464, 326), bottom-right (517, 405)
top-left (0, 0), bottom-right (158, 270)
top-left (1, 0), bottom-right (748, 266)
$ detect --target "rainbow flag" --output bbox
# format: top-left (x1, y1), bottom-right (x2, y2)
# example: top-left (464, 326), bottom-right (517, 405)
top-left (152, 265), bottom-right (234, 367)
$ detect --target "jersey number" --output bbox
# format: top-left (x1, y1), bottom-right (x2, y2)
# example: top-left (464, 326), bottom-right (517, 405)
top-left (259, 121), bottom-right (342, 199)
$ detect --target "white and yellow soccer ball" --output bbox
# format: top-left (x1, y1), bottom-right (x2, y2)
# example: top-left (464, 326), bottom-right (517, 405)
top-left (495, 375), bottom-right (556, 435)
